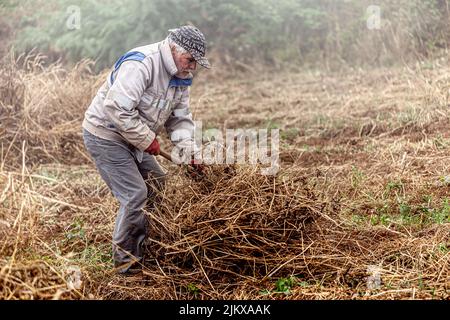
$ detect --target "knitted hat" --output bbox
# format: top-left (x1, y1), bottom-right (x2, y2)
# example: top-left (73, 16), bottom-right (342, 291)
top-left (168, 25), bottom-right (211, 69)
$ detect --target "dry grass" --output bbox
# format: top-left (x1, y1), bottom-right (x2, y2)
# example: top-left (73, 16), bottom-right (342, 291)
top-left (0, 53), bottom-right (448, 299)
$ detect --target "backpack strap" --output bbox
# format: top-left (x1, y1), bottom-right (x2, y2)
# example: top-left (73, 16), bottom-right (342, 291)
top-left (110, 51), bottom-right (146, 85)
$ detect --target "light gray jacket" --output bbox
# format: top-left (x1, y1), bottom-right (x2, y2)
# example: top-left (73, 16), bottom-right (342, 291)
top-left (82, 39), bottom-right (196, 160)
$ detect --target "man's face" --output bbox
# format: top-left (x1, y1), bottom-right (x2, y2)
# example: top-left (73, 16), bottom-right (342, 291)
top-left (171, 46), bottom-right (197, 78)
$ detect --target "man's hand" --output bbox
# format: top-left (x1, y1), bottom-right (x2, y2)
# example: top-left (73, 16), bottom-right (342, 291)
top-left (145, 138), bottom-right (160, 155)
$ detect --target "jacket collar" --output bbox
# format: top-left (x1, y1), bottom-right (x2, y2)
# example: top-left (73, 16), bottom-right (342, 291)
top-left (160, 39), bottom-right (178, 77)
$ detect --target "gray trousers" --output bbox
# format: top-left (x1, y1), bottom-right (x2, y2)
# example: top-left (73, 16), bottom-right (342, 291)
top-left (82, 129), bottom-right (166, 271)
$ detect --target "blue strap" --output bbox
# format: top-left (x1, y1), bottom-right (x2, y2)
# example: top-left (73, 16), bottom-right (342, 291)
top-left (169, 76), bottom-right (193, 87)
top-left (110, 51), bottom-right (146, 85)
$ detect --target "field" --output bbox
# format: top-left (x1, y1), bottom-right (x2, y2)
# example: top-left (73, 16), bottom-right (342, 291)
top-left (0, 55), bottom-right (449, 299)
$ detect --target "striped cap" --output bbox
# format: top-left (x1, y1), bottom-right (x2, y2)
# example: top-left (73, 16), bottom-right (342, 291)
top-left (168, 25), bottom-right (211, 69)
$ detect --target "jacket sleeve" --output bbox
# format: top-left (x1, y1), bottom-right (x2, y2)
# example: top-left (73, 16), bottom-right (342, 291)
top-left (103, 61), bottom-right (155, 151)
top-left (164, 87), bottom-right (199, 158)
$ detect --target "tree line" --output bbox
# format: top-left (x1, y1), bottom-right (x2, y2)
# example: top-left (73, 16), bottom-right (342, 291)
top-left (1, 0), bottom-right (449, 70)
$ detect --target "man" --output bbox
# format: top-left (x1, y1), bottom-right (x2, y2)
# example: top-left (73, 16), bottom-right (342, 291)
top-left (82, 25), bottom-right (210, 274)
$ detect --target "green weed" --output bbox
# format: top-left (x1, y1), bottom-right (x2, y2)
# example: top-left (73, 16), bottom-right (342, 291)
top-left (280, 127), bottom-right (300, 141)
top-left (186, 283), bottom-right (200, 296)
top-left (65, 218), bottom-right (86, 242)
top-left (275, 276), bottom-right (298, 294)
top-left (350, 166), bottom-right (365, 188)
